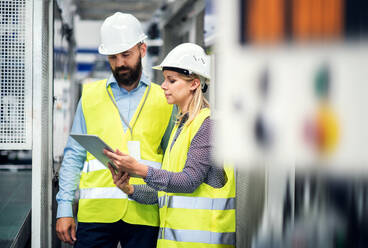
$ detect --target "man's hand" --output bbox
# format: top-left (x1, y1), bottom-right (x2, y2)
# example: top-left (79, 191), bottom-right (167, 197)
top-left (56, 217), bottom-right (77, 245)
top-left (108, 163), bottom-right (134, 195)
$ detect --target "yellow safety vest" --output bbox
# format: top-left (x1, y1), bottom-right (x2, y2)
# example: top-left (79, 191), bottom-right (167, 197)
top-left (78, 79), bottom-right (173, 226)
top-left (157, 108), bottom-right (236, 248)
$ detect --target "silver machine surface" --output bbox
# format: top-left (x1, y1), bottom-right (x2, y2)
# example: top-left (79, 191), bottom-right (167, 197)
top-left (0, 0), bottom-right (53, 247)
top-left (0, 0), bottom-right (32, 150)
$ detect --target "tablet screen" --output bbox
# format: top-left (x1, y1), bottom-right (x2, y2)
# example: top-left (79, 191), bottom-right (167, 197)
top-left (70, 134), bottom-right (117, 170)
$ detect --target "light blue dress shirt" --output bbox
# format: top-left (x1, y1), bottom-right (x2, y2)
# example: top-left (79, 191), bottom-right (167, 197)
top-left (56, 73), bottom-right (161, 218)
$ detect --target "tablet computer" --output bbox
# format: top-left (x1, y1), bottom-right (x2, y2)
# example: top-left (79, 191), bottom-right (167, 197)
top-left (70, 134), bottom-right (118, 170)
top-left (70, 134), bottom-right (142, 178)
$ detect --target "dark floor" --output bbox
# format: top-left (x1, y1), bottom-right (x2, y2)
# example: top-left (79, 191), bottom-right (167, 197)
top-left (0, 170), bottom-right (31, 247)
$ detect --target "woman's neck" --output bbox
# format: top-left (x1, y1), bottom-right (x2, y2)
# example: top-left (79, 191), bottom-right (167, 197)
top-left (178, 95), bottom-right (193, 113)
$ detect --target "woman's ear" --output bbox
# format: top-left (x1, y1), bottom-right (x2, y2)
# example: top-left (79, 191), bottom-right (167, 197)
top-left (190, 78), bottom-right (201, 91)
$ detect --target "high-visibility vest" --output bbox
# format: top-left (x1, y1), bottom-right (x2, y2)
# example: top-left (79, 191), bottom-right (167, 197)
top-left (78, 79), bottom-right (173, 226)
top-left (157, 108), bottom-right (236, 248)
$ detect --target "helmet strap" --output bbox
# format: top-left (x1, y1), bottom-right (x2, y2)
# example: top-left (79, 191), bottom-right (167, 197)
top-left (162, 66), bottom-right (191, 76)
top-left (201, 83), bottom-right (208, 93)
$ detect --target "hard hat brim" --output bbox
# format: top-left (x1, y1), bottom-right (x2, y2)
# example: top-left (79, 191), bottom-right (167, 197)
top-left (152, 64), bottom-right (211, 80)
top-left (152, 65), bottom-right (162, 71)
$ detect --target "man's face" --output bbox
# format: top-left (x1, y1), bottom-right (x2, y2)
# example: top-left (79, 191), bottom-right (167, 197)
top-left (108, 43), bottom-right (146, 87)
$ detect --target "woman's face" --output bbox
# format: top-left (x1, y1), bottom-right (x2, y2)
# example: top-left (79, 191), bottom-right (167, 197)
top-left (161, 70), bottom-right (198, 109)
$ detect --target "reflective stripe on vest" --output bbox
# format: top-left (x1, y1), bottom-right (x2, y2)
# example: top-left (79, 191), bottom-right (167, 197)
top-left (80, 187), bottom-right (128, 199)
top-left (158, 195), bottom-right (166, 208)
top-left (82, 159), bottom-right (161, 173)
top-left (158, 227), bottom-right (236, 246)
top-left (158, 195), bottom-right (235, 210)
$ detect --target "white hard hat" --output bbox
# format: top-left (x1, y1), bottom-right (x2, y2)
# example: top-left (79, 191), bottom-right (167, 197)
top-left (153, 43), bottom-right (211, 80)
top-left (98, 12), bottom-right (147, 55)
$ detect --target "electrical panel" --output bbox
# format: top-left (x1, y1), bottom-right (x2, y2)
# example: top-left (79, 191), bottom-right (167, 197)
top-left (215, 0), bottom-right (368, 171)
top-left (0, 0), bottom-right (32, 149)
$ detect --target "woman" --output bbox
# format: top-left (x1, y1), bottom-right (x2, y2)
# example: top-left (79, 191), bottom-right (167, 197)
top-left (104, 43), bottom-right (235, 248)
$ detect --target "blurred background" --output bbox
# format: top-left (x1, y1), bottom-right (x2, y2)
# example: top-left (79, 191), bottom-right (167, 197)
top-left (0, 0), bottom-right (367, 247)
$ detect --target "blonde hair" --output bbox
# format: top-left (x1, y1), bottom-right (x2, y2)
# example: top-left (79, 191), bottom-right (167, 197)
top-left (176, 73), bottom-right (210, 125)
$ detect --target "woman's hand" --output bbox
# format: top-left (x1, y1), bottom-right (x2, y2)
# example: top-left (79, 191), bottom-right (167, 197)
top-left (103, 149), bottom-right (149, 178)
top-left (107, 163), bottom-right (134, 195)
top-left (104, 149), bottom-right (137, 173)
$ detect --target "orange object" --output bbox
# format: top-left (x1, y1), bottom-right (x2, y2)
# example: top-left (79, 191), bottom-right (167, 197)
top-left (311, 0), bottom-right (324, 38)
top-left (293, 0), bottom-right (312, 41)
top-left (323, 0), bottom-right (343, 39)
top-left (292, 0), bottom-right (343, 41)
top-left (247, 0), bottom-right (285, 43)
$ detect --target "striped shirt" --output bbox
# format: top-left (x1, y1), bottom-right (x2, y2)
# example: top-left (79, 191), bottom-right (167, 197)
top-left (130, 116), bottom-right (226, 204)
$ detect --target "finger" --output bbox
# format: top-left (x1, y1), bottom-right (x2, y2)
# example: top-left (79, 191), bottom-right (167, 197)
top-left (113, 173), bottom-right (119, 183)
top-left (112, 168), bottom-right (123, 180)
top-left (117, 178), bottom-right (124, 187)
top-left (59, 228), bottom-right (68, 244)
top-left (116, 149), bottom-right (128, 156)
top-left (115, 177), bottom-right (124, 188)
top-left (108, 161), bottom-right (120, 174)
top-left (116, 174), bottom-right (126, 187)
top-left (121, 172), bottom-right (130, 182)
top-left (71, 223), bottom-right (77, 242)
top-left (111, 161), bottom-right (118, 171)
top-left (121, 172), bottom-right (128, 180)
top-left (113, 172), bottom-right (124, 185)
top-left (58, 232), bottom-right (65, 243)
top-left (57, 225), bottom-right (67, 243)
top-left (121, 178), bottom-right (129, 186)
top-left (112, 173), bottom-right (119, 184)
top-left (118, 168), bottom-right (124, 178)
top-left (103, 148), bottom-right (113, 156)
top-left (64, 226), bottom-right (73, 244)
top-left (104, 150), bottom-right (121, 160)
top-left (108, 156), bottom-right (120, 166)
top-left (112, 158), bottom-right (126, 170)
top-left (56, 228), bottom-right (64, 242)
top-left (103, 149), bottom-right (120, 163)
top-left (117, 172), bottom-right (128, 184)
top-left (108, 163), bottom-right (116, 177)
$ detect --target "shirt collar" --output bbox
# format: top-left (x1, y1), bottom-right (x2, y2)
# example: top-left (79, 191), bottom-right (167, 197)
top-left (178, 113), bottom-right (189, 128)
top-left (106, 72), bottom-right (151, 88)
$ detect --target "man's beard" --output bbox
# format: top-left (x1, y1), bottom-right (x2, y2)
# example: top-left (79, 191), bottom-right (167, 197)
top-left (112, 56), bottom-right (142, 87)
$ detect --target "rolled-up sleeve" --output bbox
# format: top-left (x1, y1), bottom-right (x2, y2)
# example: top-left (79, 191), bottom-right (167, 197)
top-left (144, 118), bottom-right (225, 193)
top-left (129, 184), bottom-right (158, 204)
top-left (56, 100), bottom-right (87, 218)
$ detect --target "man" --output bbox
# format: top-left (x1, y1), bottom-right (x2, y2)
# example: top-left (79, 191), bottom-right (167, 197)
top-left (56, 12), bottom-right (174, 248)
